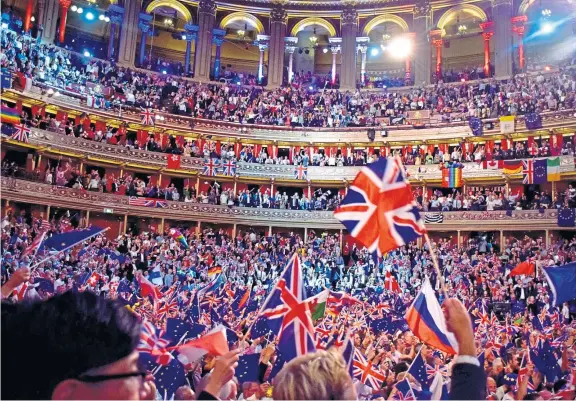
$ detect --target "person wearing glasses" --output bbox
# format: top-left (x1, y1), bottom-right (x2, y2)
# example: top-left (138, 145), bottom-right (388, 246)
top-left (2, 291), bottom-right (156, 400)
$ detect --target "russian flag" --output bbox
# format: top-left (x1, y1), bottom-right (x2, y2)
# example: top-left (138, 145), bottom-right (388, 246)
top-left (405, 278), bottom-right (458, 355)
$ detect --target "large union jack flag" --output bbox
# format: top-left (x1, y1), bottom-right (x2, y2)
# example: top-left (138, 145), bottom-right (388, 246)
top-left (140, 108), bottom-right (155, 125)
top-left (203, 158), bottom-right (220, 176)
top-left (352, 348), bottom-right (386, 389)
top-left (294, 165), bottom-right (308, 180)
top-left (11, 124), bottom-right (30, 143)
top-left (136, 320), bottom-right (174, 366)
top-left (523, 160), bottom-right (535, 184)
top-left (334, 156), bottom-right (425, 256)
top-left (255, 253), bottom-right (316, 362)
top-left (222, 160), bottom-right (237, 176)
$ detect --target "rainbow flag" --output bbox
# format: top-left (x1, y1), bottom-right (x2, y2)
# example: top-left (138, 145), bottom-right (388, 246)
top-left (1, 105), bottom-right (20, 125)
top-left (170, 229), bottom-right (189, 249)
top-left (208, 265), bottom-right (223, 277)
top-left (441, 167), bottom-right (463, 188)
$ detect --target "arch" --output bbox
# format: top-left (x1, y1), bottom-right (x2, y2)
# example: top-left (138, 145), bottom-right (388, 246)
top-left (219, 12), bottom-right (265, 34)
top-left (362, 14), bottom-right (409, 35)
top-left (290, 17), bottom-right (337, 37)
top-left (145, 0), bottom-right (193, 23)
top-left (436, 4), bottom-right (488, 32)
top-left (518, 0), bottom-right (536, 15)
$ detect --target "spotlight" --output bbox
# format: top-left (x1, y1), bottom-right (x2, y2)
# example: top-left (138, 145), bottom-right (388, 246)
top-left (370, 48), bottom-right (379, 56)
top-left (99, 14), bottom-right (105, 21)
top-left (323, 47), bottom-right (328, 54)
top-left (104, 16), bottom-right (110, 22)
top-left (86, 12), bottom-right (94, 20)
top-left (77, 7), bottom-right (83, 13)
top-left (388, 37), bottom-right (412, 59)
top-left (30, 16), bottom-right (35, 22)
top-left (83, 50), bottom-right (91, 57)
top-left (544, 65), bottom-right (551, 71)
top-left (182, 34), bottom-right (186, 40)
top-left (461, 78), bottom-right (465, 82)
top-left (237, 81), bottom-right (241, 85)
top-left (71, 5), bottom-right (77, 11)
top-left (540, 22), bottom-right (554, 34)
top-left (309, 86), bottom-right (313, 90)
top-left (162, 70), bottom-right (167, 74)
top-left (1, 23), bottom-right (7, 29)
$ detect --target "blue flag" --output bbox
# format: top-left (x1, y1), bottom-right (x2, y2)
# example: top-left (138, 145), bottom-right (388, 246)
top-left (524, 112), bottom-right (542, 130)
top-left (42, 227), bottom-right (106, 253)
top-left (469, 117), bottom-right (483, 136)
top-left (557, 208), bottom-right (575, 227)
top-left (543, 262), bottom-right (576, 306)
top-left (236, 354), bottom-right (261, 384)
top-left (154, 358), bottom-right (187, 400)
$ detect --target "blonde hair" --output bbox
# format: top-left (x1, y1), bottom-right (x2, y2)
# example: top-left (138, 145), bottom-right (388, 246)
top-left (272, 349), bottom-right (357, 400)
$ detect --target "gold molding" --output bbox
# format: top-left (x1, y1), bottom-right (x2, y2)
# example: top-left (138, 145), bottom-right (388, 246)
top-left (219, 11), bottom-right (265, 34)
top-left (290, 17), bottom-right (337, 37)
top-left (362, 13), bottom-right (409, 35)
top-left (436, 4), bottom-right (488, 32)
top-left (145, 0), bottom-right (194, 23)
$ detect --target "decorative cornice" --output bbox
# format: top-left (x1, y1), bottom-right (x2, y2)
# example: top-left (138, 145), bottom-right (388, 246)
top-left (413, 1), bottom-right (431, 19)
top-left (270, 3), bottom-right (288, 24)
top-left (341, 5), bottom-right (358, 26)
top-left (199, 0), bottom-right (217, 15)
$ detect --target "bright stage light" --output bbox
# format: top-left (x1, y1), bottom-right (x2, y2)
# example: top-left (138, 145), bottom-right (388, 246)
top-left (388, 37), bottom-right (412, 59)
top-left (322, 48), bottom-right (328, 54)
top-left (77, 7), bottom-right (84, 14)
top-left (83, 50), bottom-right (91, 57)
top-left (99, 14), bottom-right (105, 21)
top-left (71, 5), bottom-right (77, 11)
top-left (370, 48), bottom-right (379, 56)
top-left (104, 16), bottom-right (110, 22)
top-left (86, 12), bottom-right (94, 20)
top-left (541, 22), bottom-right (554, 34)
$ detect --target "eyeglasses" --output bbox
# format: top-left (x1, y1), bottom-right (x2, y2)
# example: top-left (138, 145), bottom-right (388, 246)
top-left (77, 371), bottom-right (147, 383)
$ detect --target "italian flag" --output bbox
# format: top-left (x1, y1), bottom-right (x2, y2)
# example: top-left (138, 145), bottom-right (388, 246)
top-left (306, 289), bottom-right (329, 321)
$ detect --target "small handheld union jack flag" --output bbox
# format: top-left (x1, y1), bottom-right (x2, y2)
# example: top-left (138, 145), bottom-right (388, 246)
top-left (136, 320), bottom-right (174, 366)
top-left (140, 108), bottom-right (155, 125)
top-left (294, 165), bottom-right (308, 180)
top-left (203, 158), bottom-right (220, 176)
top-left (222, 160), bottom-right (237, 177)
top-left (334, 156), bottom-right (425, 256)
top-left (11, 123), bottom-right (30, 143)
top-left (352, 348), bottom-right (386, 389)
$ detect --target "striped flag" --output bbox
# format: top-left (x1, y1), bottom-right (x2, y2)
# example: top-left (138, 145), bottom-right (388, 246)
top-left (424, 212), bottom-right (444, 224)
top-left (10, 124), bottom-right (30, 143)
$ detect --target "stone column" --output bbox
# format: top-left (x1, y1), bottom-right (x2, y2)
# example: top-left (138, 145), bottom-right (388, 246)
top-left (183, 24), bottom-right (198, 75)
top-left (413, 1), bottom-right (432, 85)
top-left (40, 0), bottom-right (58, 43)
top-left (212, 29), bottom-right (226, 79)
top-left (194, 0), bottom-right (217, 82)
top-left (286, 45), bottom-right (296, 83)
top-left (117, 0), bottom-right (141, 66)
top-left (404, 32), bottom-right (415, 84)
top-left (480, 21), bottom-right (494, 77)
top-left (266, 4), bottom-right (287, 89)
top-left (328, 37), bottom-right (341, 85)
top-left (107, 5), bottom-right (124, 61)
top-left (430, 30), bottom-right (443, 81)
top-left (358, 44), bottom-right (367, 85)
top-left (137, 13), bottom-right (152, 67)
top-left (258, 43), bottom-right (268, 83)
top-left (511, 15), bottom-right (528, 72)
top-left (492, 0), bottom-right (514, 77)
top-left (340, 6), bottom-right (358, 91)
top-left (57, 0), bottom-right (71, 44)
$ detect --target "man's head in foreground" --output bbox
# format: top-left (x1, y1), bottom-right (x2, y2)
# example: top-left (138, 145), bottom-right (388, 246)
top-left (2, 291), bottom-right (154, 400)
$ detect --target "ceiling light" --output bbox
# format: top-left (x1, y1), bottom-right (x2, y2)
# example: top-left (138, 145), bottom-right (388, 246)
top-left (77, 7), bottom-right (83, 13)
top-left (323, 47), bottom-right (328, 53)
top-left (71, 5), bottom-right (77, 11)
top-left (104, 16), bottom-right (110, 22)
top-left (99, 14), bottom-right (105, 21)
top-left (370, 48), bottom-right (379, 56)
top-left (541, 9), bottom-right (551, 17)
top-left (540, 22), bottom-right (554, 34)
top-left (83, 50), bottom-right (91, 57)
top-left (86, 12), bottom-right (94, 20)
top-left (382, 33), bottom-right (391, 41)
top-left (30, 16), bottom-right (35, 21)
top-left (388, 37), bottom-right (412, 59)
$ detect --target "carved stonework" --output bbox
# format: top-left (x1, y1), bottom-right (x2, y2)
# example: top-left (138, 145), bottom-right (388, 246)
top-left (59, 0), bottom-right (72, 9)
top-left (413, 1), bottom-right (431, 18)
top-left (198, 0), bottom-right (216, 15)
top-left (341, 6), bottom-right (358, 26)
top-left (270, 4), bottom-right (287, 24)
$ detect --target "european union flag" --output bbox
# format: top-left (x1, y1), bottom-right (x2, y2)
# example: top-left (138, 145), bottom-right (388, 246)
top-left (117, 279), bottom-right (132, 294)
top-left (165, 318), bottom-right (194, 345)
top-left (543, 262), bottom-right (576, 306)
top-left (154, 358), bottom-right (187, 400)
top-left (42, 227), bottom-right (107, 252)
top-left (557, 208), bottom-right (575, 227)
top-left (35, 277), bottom-right (54, 293)
top-left (408, 351), bottom-right (433, 389)
top-left (469, 117), bottom-right (483, 136)
top-left (186, 292), bottom-right (201, 322)
top-left (524, 112), bottom-right (542, 130)
top-left (236, 354), bottom-right (261, 384)
top-left (530, 340), bottom-right (561, 382)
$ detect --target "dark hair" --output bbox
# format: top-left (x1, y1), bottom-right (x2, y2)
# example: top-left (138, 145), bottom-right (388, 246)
top-left (2, 291), bottom-right (141, 399)
top-left (522, 393), bottom-right (541, 400)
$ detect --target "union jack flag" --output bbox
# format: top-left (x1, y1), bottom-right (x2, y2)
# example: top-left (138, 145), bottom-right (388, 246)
top-left (426, 363), bottom-right (449, 380)
top-left (136, 320), bottom-right (174, 366)
top-left (256, 253), bottom-right (316, 362)
top-left (21, 231), bottom-right (47, 259)
top-left (334, 156), bottom-right (425, 256)
top-left (523, 160), bottom-right (535, 184)
top-left (222, 160), bottom-right (237, 176)
top-left (294, 165), bottom-right (308, 180)
top-left (140, 108), bottom-right (155, 125)
top-left (392, 379), bottom-right (416, 400)
top-left (200, 293), bottom-right (222, 310)
top-left (128, 197), bottom-right (168, 208)
top-left (353, 348), bottom-right (386, 389)
top-left (156, 299), bottom-right (179, 320)
top-left (203, 158), bottom-right (220, 176)
top-left (11, 124), bottom-right (30, 143)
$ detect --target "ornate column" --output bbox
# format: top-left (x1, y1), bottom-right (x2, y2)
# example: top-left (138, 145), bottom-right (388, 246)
top-left (183, 24), bottom-right (198, 75)
top-left (194, 0), bottom-right (217, 82)
top-left (107, 5), bottom-right (125, 61)
top-left (480, 21), bottom-right (494, 77)
top-left (212, 29), bottom-right (226, 79)
top-left (404, 32), bottom-right (415, 83)
top-left (285, 36), bottom-right (298, 84)
top-left (255, 34), bottom-right (270, 84)
top-left (413, 1), bottom-right (432, 85)
top-left (138, 13), bottom-right (152, 67)
top-left (340, 5), bottom-right (358, 91)
top-left (357, 43), bottom-right (368, 85)
top-left (266, 3), bottom-right (287, 89)
top-left (329, 37), bottom-right (341, 85)
top-left (511, 15), bottom-right (528, 72)
top-left (57, 0), bottom-right (71, 44)
top-left (41, 0), bottom-right (59, 43)
top-left (24, 0), bottom-right (34, 32)
top-left (492, 0), bottom-right (514, 77)
top-left (117, 0), bottom-right (142, 66)
top-left (430, 30), bottom-right (443, 81)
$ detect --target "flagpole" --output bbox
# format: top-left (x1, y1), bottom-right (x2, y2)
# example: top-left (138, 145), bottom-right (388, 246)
top-left (29, 227), bottom-right (110, 270)
top-left (424, 233), bottom-right (448, 299)
top-left (151, 330), bottom-right (189, 376)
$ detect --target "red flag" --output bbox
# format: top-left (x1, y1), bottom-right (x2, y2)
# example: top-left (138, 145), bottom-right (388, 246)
top-left (510, 261), bottom-right (535, 277)
top-left (171, 327), bottom-right (229, 365)
top-left (550, 134), bottom-right (563, 156)
top-left (167, 154), bottom-right (181, 169)
top-left (384, 271), bottom-right (401, 293)
top-left (56, 111), bottom-right (68, 123)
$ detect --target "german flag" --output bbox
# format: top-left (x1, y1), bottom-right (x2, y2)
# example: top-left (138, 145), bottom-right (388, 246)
top-left (208, 265), bottom-right (222, 277)
top-left (503, 160), bottom-right (523, 175)
top-left (1, 105), bottom-right (20, 125)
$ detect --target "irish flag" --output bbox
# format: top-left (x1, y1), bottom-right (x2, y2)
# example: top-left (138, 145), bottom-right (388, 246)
top-left (547, 157), bottom-right (560, 182)
top-left (306, 289), bottom-right (329, 321)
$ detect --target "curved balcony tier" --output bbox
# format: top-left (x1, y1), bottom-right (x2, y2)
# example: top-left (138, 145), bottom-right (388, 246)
top-left (1, 179), bottom-right (568, 232)
top-left (4, 88), bottom-right (576, 147)
top-left (3, 128), bottom-right (576, 184)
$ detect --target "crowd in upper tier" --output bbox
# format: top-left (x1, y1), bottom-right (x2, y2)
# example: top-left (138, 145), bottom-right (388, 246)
top-left (2, 29), bottom-right (576, 129)
top-left (1, 206), bottom-right (576, 400)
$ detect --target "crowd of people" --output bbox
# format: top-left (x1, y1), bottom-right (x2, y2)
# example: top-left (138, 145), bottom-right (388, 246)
top-left (3, 29), bottom-right (576, 129)
top-left (1, 203), bottom-right (575, 400)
